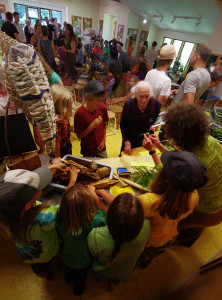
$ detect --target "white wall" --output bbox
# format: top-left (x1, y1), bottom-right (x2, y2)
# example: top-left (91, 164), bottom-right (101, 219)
top-left (103, 14), bottom-right (117, 41)
top-left (8, 0), bottom-right (100, 33)
top-left (99, 0), bottom-right (129, 45)
top-left (147, 22), bottom-right (162, 49)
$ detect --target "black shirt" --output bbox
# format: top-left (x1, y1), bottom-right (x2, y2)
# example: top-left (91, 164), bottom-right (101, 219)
top-left (1, 21), bottom-right (18, 39)
top-left (47, 24), bottom-right (56, 41)
top-left (24, 26), bottom-right (33, 44)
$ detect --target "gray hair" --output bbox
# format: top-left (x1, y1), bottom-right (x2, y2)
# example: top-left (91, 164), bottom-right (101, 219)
top-left (135, 81), bottom-right (151, 95)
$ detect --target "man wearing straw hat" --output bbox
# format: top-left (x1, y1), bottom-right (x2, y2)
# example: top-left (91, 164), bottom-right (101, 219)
top-left (145, 44), bottom-right (176, 106)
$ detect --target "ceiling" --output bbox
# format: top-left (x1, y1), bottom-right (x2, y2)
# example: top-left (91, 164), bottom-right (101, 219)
top-left (120, 0), bottom-right (220, 36)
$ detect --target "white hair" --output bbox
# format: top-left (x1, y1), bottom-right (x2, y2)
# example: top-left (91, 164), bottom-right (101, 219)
top-left (135, 81), bottom-right (151, 95)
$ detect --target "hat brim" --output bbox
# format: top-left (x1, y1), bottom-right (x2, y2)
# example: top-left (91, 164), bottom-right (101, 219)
top-left (33, 166), bottom-right (53, 191)
top-left (158, 54), bottom-right (177, 60)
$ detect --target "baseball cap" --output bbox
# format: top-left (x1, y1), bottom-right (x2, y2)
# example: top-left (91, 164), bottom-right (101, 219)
top-left (84, 80), bottom-right (107, 94)
top-left (0, 166), bottom-right (52, 214)
top-left (159, 45), bottom-right (177, 60)
top-left (161, 151), bottom-right (208, 192)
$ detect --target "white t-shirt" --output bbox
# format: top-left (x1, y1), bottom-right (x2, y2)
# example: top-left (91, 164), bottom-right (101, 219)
top-left (145, 69), bottom-right (171, 99)
top-left (13, 23), bottom-right (25, 43)
top-left (130, 85), bottom-right (136, 98)
top-left (173, 68), bottom-right (211, 103)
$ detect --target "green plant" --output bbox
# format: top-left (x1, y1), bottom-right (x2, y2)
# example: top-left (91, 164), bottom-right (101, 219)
top-left (211, 127), bottom-right (222, 141)
top-left (130, 166), bottom-right (158, 188)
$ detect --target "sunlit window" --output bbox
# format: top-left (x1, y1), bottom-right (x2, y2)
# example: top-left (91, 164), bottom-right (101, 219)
top-left (14, 4), bottom-right (26, 25)
top-left (52, 10), bottom-right (62, 24)
top-left (180, 42), bottom-right (195, 68)
top-left (163, 37), bottom-right (172, 45)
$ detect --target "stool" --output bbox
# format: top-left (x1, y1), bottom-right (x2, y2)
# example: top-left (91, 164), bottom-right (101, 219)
top-left (106, 110), bottom-right (116, 136)
top-left (75, 67), bottom-right (87, 79)
top-left (73, 84), bottom-right (84, 105)
top-left (77, 79), bottom-right (88, 86)
top-left (108, 104), bottom-right (123, 129)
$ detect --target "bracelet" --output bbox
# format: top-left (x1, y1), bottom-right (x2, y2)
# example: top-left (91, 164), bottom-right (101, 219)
top-left (149, 150), bottom-right (156, 155)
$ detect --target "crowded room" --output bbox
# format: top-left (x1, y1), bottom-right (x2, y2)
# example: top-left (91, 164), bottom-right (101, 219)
top-left (0, 0), bottom-right (222, 299)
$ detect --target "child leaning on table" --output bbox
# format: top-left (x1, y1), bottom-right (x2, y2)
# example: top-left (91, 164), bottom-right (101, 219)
top-left (57, 181), bottom-right (106, 295)
top-left (136, 135), bottom-right (209, 269)
top-left (51, 84), bottom-right (73, 158)
top-left (0, 163), bottom-right (71, 280)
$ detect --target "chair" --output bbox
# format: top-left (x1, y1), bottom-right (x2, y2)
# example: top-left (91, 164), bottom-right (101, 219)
top-left (106, 110), bottom-right (116, 136)
top-left (75, 67), bottom-right (87, 79)
top-left (73, 84), bottom-right (84, 105)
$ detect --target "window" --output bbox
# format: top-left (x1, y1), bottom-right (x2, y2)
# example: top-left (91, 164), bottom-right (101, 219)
top-left (180, 42), bottom-right (195, 68)
top-left (27, 6), bottom-right (39, 26)
top-left (163, 37), bottom-right (172, 45)
top-left (40, 8), bottom-right (50, 25)
top-left (14, 4), bottom-right (26, 25)
top-left (52, 10), bottom-right (62, 24)
top-left (171, 39), bottom-right (183, 67)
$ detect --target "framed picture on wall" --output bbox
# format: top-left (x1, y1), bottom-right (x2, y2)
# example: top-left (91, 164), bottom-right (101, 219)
top-left (99, 20), bottom-right (103, 31)
top-left (117, 24), bottom-right (124, 43)
top-left (125, 27), bottom-right (138, 49)
top-left (83, 17), bottom-right (92, 36)
top-left (72, 15), bottom-right (82, 35)
top-left (0, 4), bottom-right (6, 27)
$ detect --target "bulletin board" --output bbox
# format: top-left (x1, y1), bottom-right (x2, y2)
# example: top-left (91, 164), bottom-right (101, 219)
top-left (83, 17), bottom-right (92, 36)
top-left (72, 15), bottom-right (82, 35)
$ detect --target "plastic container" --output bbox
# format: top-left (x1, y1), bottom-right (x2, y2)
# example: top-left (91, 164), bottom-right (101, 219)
top-left (210, 123), bottom-right (222, 144)
top-left (213, 105), bottom-right (222, 122)
top-left (49, 155), bottom-right (114, 193)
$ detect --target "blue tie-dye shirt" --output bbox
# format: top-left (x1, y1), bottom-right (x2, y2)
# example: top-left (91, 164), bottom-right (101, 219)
top-left (7, 202), bottom-right (60, 264)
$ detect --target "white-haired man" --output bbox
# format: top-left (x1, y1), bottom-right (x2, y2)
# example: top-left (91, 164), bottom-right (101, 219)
top-left (120, 81), bottom-right (161, 155)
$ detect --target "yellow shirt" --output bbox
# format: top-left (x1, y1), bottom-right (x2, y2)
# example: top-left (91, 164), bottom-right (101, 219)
top-left (137, 190), bottom-right (199, 247)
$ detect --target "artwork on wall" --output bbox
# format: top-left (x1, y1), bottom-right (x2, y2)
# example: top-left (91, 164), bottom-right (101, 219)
top-left (140, 30), bottom-right (148, 42)
top-left (117, 24), bottom-right (124, 43)
top-left (125, 28), bottom-right (138, 49)
top-left (83, 17), bottom-right (92, 36)
top-left (99, 20), bottom-right (103, 31)
top-left (72, 15), bottom-right (82, 35)
top-left (0, 4), bottom-right (6, 27)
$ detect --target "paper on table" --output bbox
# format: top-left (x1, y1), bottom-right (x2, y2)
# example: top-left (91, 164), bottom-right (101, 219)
top-left (131, 161), bottom-right (155, 167)
top-left (139, 149), bottom-right (161, 156)
top-left (110, 185), bottom-right (135, 197)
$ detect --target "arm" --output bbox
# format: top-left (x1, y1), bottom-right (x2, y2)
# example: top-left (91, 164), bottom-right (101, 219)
top-left (184, 92), bottom-right (195, 103)
top-left (87, 185), bottom-right (107, 212)
top-left (76, 116), bottom-right (102, 139)
top-left (67, 167), bottom-right (79, 189)
top-left (14, 32), bottom-right (20, 42)
top-left (30, 36), bottom-right (35, 47)
top-left (98, 124), bottom-right (106, 150)
top-left (65, 40), bottom-right (75, 54)
top-left (158, 95), bottom-right (169, 106)
top-left (96, 189), bottom-right (115, 205)
top-left (54, 135), bottom-right (61, 158)
top-left (142, 134), bottom-right (161, 166)
top-left (117, 41), bottom-right (124, 47)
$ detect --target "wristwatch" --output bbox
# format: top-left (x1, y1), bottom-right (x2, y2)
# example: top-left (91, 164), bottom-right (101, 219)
top-left (149, 150), bottom-right (156, 155)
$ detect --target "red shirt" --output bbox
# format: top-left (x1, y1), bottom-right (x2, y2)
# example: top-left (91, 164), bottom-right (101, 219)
top-left (74, 103), bottom-right (109, 156)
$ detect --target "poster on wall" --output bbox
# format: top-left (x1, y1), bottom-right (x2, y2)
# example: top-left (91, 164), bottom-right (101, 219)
top-left (72, 15), bottom-right (82, 35)
top-left (125, 28), bottom-right (138, 49)
top-left (0, 5), bottom-right (6, 28)
top-left (117, 24), bottom-right (124, 43)
top-left (83, 17), bottom-right (92, 36)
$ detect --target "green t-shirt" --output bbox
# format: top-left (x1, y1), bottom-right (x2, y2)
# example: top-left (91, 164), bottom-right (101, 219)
top-left (87, 220), bottom-right (151, 282)
top-left (103, 46), bottom-right (110, 61)
top-left (58, 209), bottom-right (106, 269)
top-left (190, 135), bottom-right (222, 214)
top-left (7, 203), bottom-right (60, 264)
top-left (49, 71), bottom-right (62, 86)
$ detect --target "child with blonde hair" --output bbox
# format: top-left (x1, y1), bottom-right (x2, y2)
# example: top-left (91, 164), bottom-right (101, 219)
top-left (51, 84), bottom-right (73, 157)
top-left (57, 182), bottom-right (106, 295)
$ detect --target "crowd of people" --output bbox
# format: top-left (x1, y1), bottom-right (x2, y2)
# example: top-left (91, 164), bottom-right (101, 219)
top-left (1, 11), bottom-right (222, 296)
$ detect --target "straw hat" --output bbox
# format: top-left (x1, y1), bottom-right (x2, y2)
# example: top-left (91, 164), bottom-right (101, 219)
top-left (159, 45), bottom-right (176, 60)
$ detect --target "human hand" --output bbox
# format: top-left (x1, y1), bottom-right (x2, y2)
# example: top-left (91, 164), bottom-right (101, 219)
top-left (171, 89), bottom-right (178, 95)
top-left (69, 167), bottom-right (79, 180)
top-left (149, 125), bottom-right (155, 133)
top-left (98, 139), bottom-right (105, 150)
top-left (124, 141), bottom-right (132, 155)
top-left (91, 116), bottom-right (102, 129)
top-left (48, 162), bottom-right (67, 171)
top-left (142, 134), bottom-right (154, 151)
top-left (149, 134), bottom-right (161, 148)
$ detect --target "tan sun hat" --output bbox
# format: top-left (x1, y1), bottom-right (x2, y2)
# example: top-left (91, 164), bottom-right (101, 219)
top-left (159, 45), bottom-right (177, 60)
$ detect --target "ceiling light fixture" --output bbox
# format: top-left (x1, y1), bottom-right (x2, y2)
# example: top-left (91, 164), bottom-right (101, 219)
top-left (143, 18), bottom-right (147, 24)
top-left (152, 14), bottom-right (164, 22)
top-left (171, 16), bottom-right (202, 26)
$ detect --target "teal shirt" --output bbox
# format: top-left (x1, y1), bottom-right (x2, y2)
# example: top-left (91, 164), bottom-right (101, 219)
top-left (88, 220), bottom-right (151, 282)
top-left (7, 203), bottom-right (60, 264)
top-left (49, 71), bottom-right (62, 86)
top-left (190, 135), bottom-right (222, 214)
top-left (103, 46), bottom-right (110, 61)
top-left (58, 209), bottom-right (106, 269)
